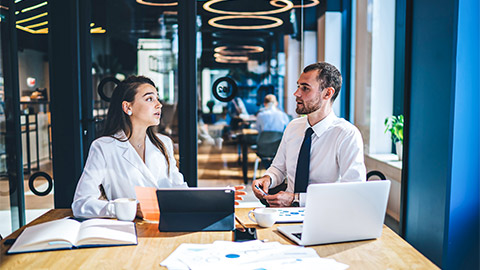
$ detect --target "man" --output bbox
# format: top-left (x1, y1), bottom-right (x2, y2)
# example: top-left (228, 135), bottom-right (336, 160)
top-left (252, 62), bottom-right (366, 207)
top-left (255, 94), bottom-right (290, 133)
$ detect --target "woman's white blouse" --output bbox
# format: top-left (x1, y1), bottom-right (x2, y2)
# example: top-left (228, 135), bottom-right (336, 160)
top-left (72, 133), bottom-right (187, 218)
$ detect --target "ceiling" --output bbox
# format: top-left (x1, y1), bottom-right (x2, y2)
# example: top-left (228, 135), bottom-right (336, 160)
top-left (12, 0), bottom-right (322, 71)
top-left (95, 0), bottom-right (322, 71)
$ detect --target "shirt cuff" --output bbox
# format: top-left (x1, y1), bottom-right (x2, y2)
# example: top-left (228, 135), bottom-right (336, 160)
top-left (299, 193), bottom-right (307, 207)
top-left (265, 167), bottom-right (284, 188)
top-left (106, 201), bottom-right (116, 217)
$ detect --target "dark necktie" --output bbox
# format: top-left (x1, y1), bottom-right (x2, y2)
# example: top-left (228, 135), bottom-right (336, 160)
top-left (294, 127), bottom-right (314, 193)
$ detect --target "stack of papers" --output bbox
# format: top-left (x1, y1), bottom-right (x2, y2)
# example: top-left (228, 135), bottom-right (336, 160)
top-left (160, 240), bottom-right (349, 270)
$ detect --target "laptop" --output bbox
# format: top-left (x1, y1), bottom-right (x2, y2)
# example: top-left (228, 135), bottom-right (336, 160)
top-left (156, 187), bottom-right (235, 232)
top-left (277, 180), bottom-right (391, 246)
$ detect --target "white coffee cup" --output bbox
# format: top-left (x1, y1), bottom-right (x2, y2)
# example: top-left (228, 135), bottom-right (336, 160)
top-left (248, 208), bottom-right (279, 228)
top-left (113, 198), bottom-right (137, 221)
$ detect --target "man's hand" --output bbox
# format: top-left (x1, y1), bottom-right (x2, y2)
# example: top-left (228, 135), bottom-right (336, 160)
top-left (252, 176), bottom-right (271, 200)
top-left (263, 191), bottom-right (294, 207)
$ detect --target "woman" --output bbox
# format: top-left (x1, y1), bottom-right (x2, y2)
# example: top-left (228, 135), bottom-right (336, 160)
top-left (73, 76), bottom-right (188, 218)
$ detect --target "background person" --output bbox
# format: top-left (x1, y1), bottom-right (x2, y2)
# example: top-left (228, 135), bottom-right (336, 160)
top-left (252, 62), bottom-right (366, 207)
top-left (255, 94), bottom-right (290, 133)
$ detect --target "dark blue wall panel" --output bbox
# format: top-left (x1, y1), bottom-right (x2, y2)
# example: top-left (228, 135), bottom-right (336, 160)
top-left (406, 0), bottom-right (480, 267)
top-left (406, 0), bottom-right (457, 264)
top-left (444, 0), bottom-right (480, 268)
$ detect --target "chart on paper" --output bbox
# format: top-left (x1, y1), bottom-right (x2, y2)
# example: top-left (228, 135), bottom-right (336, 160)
top-left (276, 207), bottom-right (305, 223)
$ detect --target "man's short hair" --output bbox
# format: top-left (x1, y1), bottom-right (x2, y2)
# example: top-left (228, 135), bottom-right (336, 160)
top-left (263, 94), bottom-right (277, 105)
top-left (303, 62), bottom-right (342, 102)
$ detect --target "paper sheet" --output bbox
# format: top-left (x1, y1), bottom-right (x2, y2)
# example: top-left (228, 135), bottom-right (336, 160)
top-left (160, 240), bottom-right (349, 270)
top-left (134, 186), bottom-right (159, 222)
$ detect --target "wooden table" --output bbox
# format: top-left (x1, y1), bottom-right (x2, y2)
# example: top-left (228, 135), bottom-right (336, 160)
top-left (0, 208), bottom-right (438, 269)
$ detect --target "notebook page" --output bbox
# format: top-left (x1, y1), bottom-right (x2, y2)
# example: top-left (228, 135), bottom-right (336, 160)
top-left (76, 219), bottom-right (137, 246)
top-left (9, 219), bottom-right (81, 252)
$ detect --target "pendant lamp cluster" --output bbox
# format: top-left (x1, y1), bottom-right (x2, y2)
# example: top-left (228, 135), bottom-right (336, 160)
top-left (14, 1), bottom-right (106, 34)
top-left (204, 0), bottom-right (292, 30)
top-left (203, 0), bottom-right (319, 64)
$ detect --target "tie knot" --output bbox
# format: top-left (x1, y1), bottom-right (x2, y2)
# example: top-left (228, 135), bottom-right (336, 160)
top-left (305, 127), bottom-right (314, 137)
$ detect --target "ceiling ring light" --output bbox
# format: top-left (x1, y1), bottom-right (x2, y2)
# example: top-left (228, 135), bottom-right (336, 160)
top-left (215, 58), bottom-right (248, 64)
top-left (270, 0), bottom-right (319, 8)
top-left (215, 45), bottom-right (264, 54)
top-left (214, 53), bottom-right (249, 61)
top-left (214, 50), bottom-right (252, 56)
top-left (136, 0), bottom-right (177, 7)
top-left (208, 15), bottom-right (283, 30)
top-left (203, 0), bottom-right (293, 15)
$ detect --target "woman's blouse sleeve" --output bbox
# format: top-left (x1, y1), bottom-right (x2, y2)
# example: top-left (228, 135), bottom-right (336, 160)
top-left (71, 140), bottom-right (115, 218)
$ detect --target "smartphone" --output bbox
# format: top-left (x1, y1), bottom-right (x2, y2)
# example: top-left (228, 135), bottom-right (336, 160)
top-left (233, 228), bottom-right (257, 242)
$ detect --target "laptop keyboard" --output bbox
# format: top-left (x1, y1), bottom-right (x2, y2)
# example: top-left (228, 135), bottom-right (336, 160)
top-left (292, 232), bottom-right (302, 240)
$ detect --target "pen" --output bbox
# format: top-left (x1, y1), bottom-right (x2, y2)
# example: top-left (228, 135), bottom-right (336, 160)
top-left (235, 216), bottom-right (247, 232)
top-left (254, 185), bottom-right (268, 197)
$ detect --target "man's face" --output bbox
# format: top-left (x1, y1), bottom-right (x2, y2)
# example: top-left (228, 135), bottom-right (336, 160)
top-left (294, 70), bottom-right (324, 115)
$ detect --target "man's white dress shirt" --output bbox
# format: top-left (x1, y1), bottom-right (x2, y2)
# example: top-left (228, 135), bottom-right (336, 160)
top-left (72, 132), bottom-right (187, 218)
top-left (255, 106), bottom-right (290, 132)
top-left (265, 112), bottom-right (366, 200)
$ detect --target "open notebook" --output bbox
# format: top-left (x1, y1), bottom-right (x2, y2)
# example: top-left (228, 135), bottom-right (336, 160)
top-left (8, 218), bottom-right (137, 254)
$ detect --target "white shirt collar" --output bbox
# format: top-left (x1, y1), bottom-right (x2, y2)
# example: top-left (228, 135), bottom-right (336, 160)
top-left (307, 111), bottom-right (336, 138)
top-left (113, 130), bottom-right (129, 148)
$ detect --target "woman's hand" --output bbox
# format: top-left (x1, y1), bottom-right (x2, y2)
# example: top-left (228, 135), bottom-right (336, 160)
top-left (136, 203), bottom-right (144, 219)
top-left (234, 185), bottom-right (246, 206)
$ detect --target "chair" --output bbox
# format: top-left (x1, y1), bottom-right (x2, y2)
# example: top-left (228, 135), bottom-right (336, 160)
top-left (252, 131), bottom-right (283, 181)
top-left (367, 170), bottom-right (387, 181)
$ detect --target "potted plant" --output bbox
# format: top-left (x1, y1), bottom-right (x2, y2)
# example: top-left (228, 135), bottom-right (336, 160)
top-left (384, 115), bottom-right (404, 160)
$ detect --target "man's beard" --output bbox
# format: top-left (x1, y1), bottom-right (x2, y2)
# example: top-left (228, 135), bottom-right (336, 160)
top-left (295, 99), bottom-right (321, 115)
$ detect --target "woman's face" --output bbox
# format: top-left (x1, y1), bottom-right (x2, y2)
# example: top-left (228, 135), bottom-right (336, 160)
top-left (124, 83), bottom-right (162, 128)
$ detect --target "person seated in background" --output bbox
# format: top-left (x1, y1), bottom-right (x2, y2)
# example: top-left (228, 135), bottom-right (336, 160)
top-left (229, 96), bottom-right (250, 119)
top-left (215, 106), bottom-right (229, 126)
top-left (72, 76), bottom-right (244, 218)
top-left (255, 94), bottom-right (290, 133)
top-left (228, 96), bottom-right (250, 130)
top-left (252, 62), bottom-right (366, 207)
top-left (197, 109), bottom-right (215, 146)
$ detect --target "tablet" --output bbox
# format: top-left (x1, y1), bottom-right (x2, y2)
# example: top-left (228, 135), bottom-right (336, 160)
top-left (156, 187), bottom-right (235, 232)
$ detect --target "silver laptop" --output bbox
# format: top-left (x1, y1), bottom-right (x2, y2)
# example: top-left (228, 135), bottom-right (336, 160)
top-left (278, 180), bottom-right (391, 246)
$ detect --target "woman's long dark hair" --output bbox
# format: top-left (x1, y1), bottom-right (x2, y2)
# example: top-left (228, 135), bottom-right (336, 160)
top-left (102, 75), bottom-right (170, 174)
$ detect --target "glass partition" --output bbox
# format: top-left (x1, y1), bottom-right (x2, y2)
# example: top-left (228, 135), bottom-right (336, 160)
top-left (0, 0), bottom-right (53, 237)
top-left (89, 0), bottom-right (179, 147)
top-left (195, 1), bottom-right (321, 206)
top-left (0, 3), bottom-right (11, 237)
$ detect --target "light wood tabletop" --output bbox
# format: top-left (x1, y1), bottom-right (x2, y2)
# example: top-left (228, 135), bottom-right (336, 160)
top-left (0, 208), bottom-right (438, 269)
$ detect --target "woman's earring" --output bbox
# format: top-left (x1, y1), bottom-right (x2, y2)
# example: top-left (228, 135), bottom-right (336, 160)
top-left (127, 111), bottom-right (132, 116)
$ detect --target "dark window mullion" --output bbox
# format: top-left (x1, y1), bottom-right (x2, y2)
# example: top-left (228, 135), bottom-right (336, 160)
top-left (2, 0), bottom-right (26, 229)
